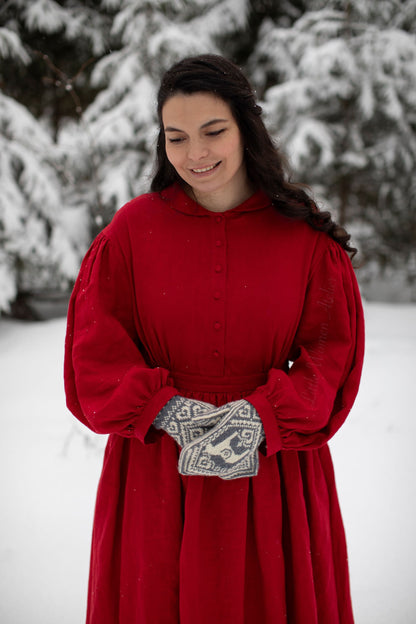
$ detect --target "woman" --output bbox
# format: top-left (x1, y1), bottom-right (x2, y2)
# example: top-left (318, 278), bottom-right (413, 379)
top-left (64, 54), bottom-right (364, 623)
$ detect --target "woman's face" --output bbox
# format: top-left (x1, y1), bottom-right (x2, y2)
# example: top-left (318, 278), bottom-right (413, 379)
top-left (162, 92), bottom-right (249, 210)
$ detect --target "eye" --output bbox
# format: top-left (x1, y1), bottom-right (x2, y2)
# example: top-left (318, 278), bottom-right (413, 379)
top-left (167, 137), bottom-right (185, 144)
top-left (206, 129), bottom-right (225, 137)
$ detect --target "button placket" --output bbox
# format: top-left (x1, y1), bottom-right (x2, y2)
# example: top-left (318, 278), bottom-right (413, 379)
top-left (211, 214), bottom-right (227, 367)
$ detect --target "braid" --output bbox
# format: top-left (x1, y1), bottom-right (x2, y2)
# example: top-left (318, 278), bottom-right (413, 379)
top-left (243, 118), bottom-right (357, 257)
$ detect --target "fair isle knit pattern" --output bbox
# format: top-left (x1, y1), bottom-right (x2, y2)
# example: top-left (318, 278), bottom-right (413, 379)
top-left (153, 396), bottom-right (219, 447)
top-left (178, 400), bottom-right (265, 480)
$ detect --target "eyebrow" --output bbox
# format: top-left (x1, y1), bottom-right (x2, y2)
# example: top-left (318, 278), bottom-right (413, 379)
top-left (164, 118), bottom-right (229, 132)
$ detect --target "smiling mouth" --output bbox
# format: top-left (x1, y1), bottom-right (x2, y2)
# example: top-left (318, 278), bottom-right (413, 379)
top-left (191, 162), bottom-right (221, 173)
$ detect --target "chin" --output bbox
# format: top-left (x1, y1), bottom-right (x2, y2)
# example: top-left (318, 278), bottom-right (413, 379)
top-left (188, 176), bottom-right (227, 194)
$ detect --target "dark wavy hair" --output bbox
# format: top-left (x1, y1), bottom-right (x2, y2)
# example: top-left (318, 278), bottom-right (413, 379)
top-left (151, 54), bottom-right (356, 256)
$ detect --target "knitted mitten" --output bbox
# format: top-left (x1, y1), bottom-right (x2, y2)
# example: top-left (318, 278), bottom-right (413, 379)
top-left (178, 399), bottom-right (265, 480)
top-left (153, 396), bottom-right (219, 447)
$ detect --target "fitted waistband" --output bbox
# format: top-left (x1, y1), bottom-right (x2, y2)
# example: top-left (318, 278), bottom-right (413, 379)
top-left (170, 371), bottom-right (267, 393)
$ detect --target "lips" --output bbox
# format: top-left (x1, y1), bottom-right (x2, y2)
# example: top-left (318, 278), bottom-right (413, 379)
top-left (190, 161), bottom-right (221, 174)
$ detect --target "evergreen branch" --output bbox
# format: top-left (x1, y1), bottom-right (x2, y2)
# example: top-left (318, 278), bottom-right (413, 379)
top-left (32, 50), bottom-right (105, 217)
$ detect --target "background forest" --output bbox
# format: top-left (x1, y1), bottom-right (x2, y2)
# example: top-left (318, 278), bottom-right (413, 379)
top-left (1, 0), bottom-right (416, 315)
top-left (1, 3), bottom-right (416, 623)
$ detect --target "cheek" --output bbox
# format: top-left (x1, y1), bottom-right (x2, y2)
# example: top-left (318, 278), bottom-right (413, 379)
top-left (226, 135), bottom-right (245, 165)
top-left (165, 144), bottom-right (181, 169)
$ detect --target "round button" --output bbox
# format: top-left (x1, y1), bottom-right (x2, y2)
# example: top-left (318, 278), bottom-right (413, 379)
top-left (215, 215), bottom-right (223, 223)
top-left (215, 264), bottom-right (222, 273)
top-left (215, 239), bottom-right (222, 247)
top-left (213, 291), bottom-right (221, 300)
top-left (214, 321), bottom-right (222, 330)
top-left (213, 350), bottom-right (220, 358)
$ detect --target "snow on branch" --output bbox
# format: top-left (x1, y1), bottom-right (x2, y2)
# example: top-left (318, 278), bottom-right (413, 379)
top-left (287, 118), bottom-right (334, 172)
top-left (189, 0), bottom-right (248, 36)
top-left (0, 27), bottom-right (30, 64)
top-left (23, 0), bottom-right (67, 34)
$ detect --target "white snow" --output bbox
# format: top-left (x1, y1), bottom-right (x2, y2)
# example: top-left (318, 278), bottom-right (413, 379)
top-left (0, 93), bottom-right (82, 310)
top-left (0, 27), bottom-right (31, 64)
top-left (0, 302), bottom-right (415, 623)
top-left (23, 0), bottom-right (68, 35)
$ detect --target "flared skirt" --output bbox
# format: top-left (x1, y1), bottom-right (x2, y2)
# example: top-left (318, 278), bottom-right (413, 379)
top-left (86, 373), bottom-right (354, 624)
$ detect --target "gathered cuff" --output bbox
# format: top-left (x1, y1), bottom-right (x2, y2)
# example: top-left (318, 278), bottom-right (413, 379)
top-left (245, 391), bottom-right (282, 457)
top-left (134, 386), bottom-right (180, 444)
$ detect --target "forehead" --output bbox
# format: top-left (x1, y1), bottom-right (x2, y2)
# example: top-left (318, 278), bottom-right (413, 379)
top-left (162, 92), bottom-right (233, 128)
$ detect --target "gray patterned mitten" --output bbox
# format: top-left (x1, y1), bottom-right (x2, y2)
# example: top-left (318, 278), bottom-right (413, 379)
top-left (178, 399), bottom-right (265, 480)
top-left (153, 396), bottom-right (219, 447)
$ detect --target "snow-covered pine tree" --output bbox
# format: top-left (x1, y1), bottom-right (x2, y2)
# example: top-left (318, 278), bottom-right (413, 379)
top-left (0, 87), bottom-right (87, 314)
top-left (248, 1), bottom-right (416, 285)
top-left (1, 0), bottom-right (113, 136)
top-left (2, 0), bottom-right (416, 309)
top-left (0, 10), bottom-right (93, 314)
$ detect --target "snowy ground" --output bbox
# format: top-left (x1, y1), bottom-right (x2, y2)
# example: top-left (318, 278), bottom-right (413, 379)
top-left (0, 302), bottom-right (415, 624)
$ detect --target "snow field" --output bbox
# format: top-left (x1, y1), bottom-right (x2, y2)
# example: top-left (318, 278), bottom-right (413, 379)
top-left (0, 302), bottom-right (415, 623)
top-left (330, 303), bottom-right (416, 623)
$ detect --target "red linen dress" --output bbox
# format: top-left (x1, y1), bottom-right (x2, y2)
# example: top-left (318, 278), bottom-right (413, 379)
top-left (64, 182), bottom-right (364, 624)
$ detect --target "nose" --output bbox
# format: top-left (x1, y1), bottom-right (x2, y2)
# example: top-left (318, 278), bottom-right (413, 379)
top-left (187, 138), bottom-right (209, 162)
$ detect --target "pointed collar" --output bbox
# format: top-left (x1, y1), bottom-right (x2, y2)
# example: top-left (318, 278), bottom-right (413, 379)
top-left (160, 182), bottom-right (272, 217)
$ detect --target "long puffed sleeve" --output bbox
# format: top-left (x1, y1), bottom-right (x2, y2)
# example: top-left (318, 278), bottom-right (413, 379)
top-left (246, 240), bottom-right (365, 455)
top-left (64, 231), bottom-right (179, 441)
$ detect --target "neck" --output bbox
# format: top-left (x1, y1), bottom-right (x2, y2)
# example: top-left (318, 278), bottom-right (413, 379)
top-left (186, 173), bottom-right (254, 213)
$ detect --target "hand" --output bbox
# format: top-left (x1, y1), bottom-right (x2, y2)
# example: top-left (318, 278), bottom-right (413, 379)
top-left (153, 396), bottom-right (219, 447)
top-left (178, 399), bottom-right (265, 480)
